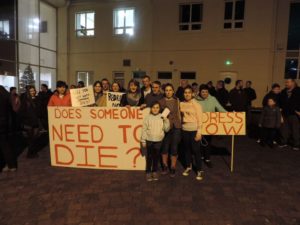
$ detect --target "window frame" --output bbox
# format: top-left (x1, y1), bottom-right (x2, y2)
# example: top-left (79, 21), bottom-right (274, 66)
top-left (75, 11), bottom-right (95, 38)
top-left (178, 2), bottom-right (203, 32)
top-left (113, 8), bottom-right (135, 36)
top-left (223, 0), bottom-right (245, 30)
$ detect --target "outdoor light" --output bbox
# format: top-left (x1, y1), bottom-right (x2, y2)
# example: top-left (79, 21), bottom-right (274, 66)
top-left (225, 60), bottom-right (233, 65)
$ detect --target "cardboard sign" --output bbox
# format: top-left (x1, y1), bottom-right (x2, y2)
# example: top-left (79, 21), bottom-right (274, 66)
top-left (201, 112), bottom-right (245, 135)
top-left (106, 92), bottom-right (124, 107)
top-left (48, 107), bottom-right (245, 171)
top-left (70, 86), bottom-right (95, 107)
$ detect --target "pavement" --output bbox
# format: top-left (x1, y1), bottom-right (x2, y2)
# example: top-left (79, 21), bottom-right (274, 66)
top-left (0, 136), bottom-right (300, 225)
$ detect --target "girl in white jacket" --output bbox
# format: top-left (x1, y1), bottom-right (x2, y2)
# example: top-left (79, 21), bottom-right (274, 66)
top-left (141, 101), bottom-right (170, 181)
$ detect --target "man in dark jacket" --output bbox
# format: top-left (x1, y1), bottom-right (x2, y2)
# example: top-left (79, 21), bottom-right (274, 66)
top-left (175, 79), bottom-right (188, 102)
top-left (38, 84), bottom-right (52, 130)
top-left (215, 80), bottom-right (229, 109)
top-left (143, 80), bottom-right (164, 108)
top-left (279, 79), bottom-right (300, 150)
top-left (244, 81), bottom-right (257, 107)
top-left (262, 83), bottom-right (281, 107)
top-left (229, 80), bottom-right (248, 112)
top-left (0, 86), bottom-right (17, 171)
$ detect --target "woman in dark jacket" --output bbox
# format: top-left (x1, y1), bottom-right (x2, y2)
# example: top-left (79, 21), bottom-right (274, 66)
top-left (120, 79), bottom-right (144, 107)
top-left (20, 86), bottom-right (41, 158)
top-left (0, 86), bottom-right (17, 171)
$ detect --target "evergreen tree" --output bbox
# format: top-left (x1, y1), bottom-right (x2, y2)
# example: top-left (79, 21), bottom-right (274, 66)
top-left (19, 65), bottom-right (35, 93)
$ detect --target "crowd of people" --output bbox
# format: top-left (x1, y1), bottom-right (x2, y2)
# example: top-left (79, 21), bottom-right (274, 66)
top-left (0, 75), bottom-right (299, 181)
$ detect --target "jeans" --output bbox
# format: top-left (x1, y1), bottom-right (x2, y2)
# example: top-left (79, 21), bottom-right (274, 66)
top-left (161, 128), bottom-right (181, 156)
top-left (182, 130), bottom-right (202, 171)
top-left (146, 141), bottom-right (162, 173)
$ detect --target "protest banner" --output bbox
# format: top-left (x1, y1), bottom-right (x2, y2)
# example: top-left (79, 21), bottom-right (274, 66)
top-left (70, 86), bottom-right (95, 107)
top-left (48, 107), bottom-right (245, 171)
top-left (106, 92), bottom-right (124, 107)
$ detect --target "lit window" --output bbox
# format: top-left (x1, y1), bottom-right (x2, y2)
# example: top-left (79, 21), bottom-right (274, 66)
top-left (0, 20), bottom-right (10, 39)
top-left (224, 0), bottom-right (245, 29)
top-left (179, 3), bottom-right (203, 31)
top-left (75, 12), bottom-right (95, 37)
top-left (113, 9), bottom-right (135, 36)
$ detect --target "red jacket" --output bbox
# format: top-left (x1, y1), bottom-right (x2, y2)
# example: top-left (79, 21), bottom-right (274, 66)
top-left (48, 92), bottom-right (72, 106)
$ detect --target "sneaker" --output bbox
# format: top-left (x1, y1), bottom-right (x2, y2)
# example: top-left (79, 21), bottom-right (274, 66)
top-left (182, 167), bottom-right (192, 176)
top-left (169, 168), bottom-right (176, 178)
top-left (2, 165), bottom-right (9, 172)
top-left (8, 168), bottom-right (17, 172)
top-left (152, 172), bottom-right (159, 181)
top-left (161, 165), bottom-right (168, 175)
top-left (292, 146), bottom-right (299, 151)
top-left (146, 173), bottom-right (153, 182)
top-left (205, 160), bottom-right (213, 168)
top-left (278, 144), bottom-right (288, 148)
top-left (196, 171), bottom-right (204, 181)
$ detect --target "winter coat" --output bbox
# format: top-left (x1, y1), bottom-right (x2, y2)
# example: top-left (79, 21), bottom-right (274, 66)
top-left (259, 106), bottom-right (281, 129)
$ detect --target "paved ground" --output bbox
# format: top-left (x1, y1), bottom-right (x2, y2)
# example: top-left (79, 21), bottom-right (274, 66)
top-left (0, 136), bottom-right (300, 225)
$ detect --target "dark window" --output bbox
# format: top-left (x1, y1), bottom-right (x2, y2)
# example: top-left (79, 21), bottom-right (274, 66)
top-left (158, 72), bottom-right (172, 79)
top-left (179, 3), bottom-right (203, 31)
top-left (224, 2), bottom-right (233, 20)
top-left (191, 4), bottom-right (202, 22)
top-left (0, 0), bottom-right (16, 40)
top-left (285, 59), bottom-right (298, 79)
top-left (0, 60), bottom-right (16, 76)
top-left (133, 71), bottom-right (146, 79)
top-left (40, 21), bottom-right (48, 33)
top-left (234, 22), bottom-right (243, 28)
top-left (287, 3), bottom-right (300, 50)
top-left (179, 25), bottom-right (189, 30)
top-left (224, 0), bottom-right (245, 29)
top-left (123, 59), bottom-right (131, 67)
top-left (224, 23), bottom-right (232, 29)
top-left (181, 72), bottom-right (196, 80)
top-left (179, 5), bottom-right (190, 23)
top-left (235, 0), bottom-right (245, 20)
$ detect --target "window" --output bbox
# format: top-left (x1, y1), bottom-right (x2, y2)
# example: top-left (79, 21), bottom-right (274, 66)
top-left (75, 12), bottom-right (95, 37)
top-left (224, 0), bottom-right (245, 29)
top-left (158, 72), bottom-right (172, 79)
top-left (181, 72), bottom-right (196, 79)
top-left (133, 71), bottom-right (146, 79)
top-left (179, 3), bottom-right (203, 31)
top-left (113, 9), bottom-right (134, 35)
top-left (77, 71), bottom-right (94, 86)
top-left (0, 20), bottom-right (10, 39)
top-left (113, 71), bottom-right (125, 88)
top-left (285, 59), bottom-right (299, 79)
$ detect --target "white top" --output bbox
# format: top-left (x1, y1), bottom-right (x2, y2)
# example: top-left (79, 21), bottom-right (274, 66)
top-left (141, 113), bottom-right (170, 143)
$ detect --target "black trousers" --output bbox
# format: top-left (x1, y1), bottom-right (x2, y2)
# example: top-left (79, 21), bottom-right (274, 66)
top-left (182, 130), bottom-right (202, 171)
top-left (261, 127), bottom-right (277, 145)
top-left (202, 135), bottom-right (212, 161)
top-left (146, 141), bottom-right (162, 173)
top-left (280, 115), bottom-right (300, 147)
top-left (0, 134), bottom-right (16, 169)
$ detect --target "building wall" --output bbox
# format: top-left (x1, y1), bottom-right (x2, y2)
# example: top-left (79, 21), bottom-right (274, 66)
top-left (57, 0), bottom-right (295, 106)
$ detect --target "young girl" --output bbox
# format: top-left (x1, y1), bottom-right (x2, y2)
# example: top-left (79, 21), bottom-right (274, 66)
top-left (141, 102), bottom-right (170, 181)
top-left (111, 82), bottom-right (121, 92)
top-left (180, 86), bottom-right (204, 181)
top-left (159, 83), bottom-right (182, 177)
top-left (258, 97), bottom-right (281, 148)
top-left (120, 79), bottom-right (144, 107)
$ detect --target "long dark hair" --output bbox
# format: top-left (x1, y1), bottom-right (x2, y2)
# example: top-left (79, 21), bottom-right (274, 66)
top-left (127, 79), bottom-right (141, 94)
